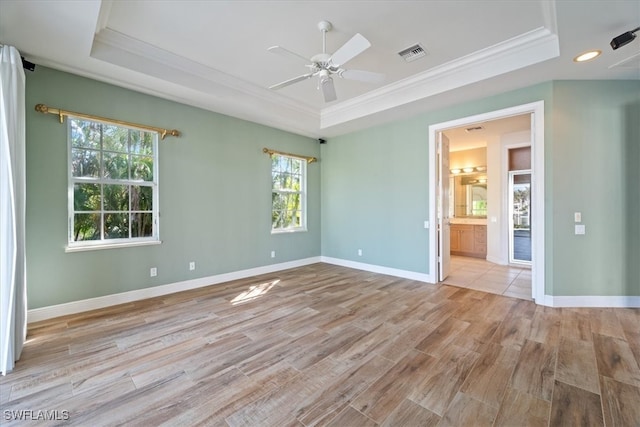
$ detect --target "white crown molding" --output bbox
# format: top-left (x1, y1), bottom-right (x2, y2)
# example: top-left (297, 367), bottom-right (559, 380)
top-left (92, 28), bottom-right (317, 116)
top-left (28, 257), bottom-right (322, 323)
top-left (94, 0), bottom-right (114, 34)
top-left (321, 27), bottom-right (559, 129)
top-left (84, 27), bottom-right (322, 137)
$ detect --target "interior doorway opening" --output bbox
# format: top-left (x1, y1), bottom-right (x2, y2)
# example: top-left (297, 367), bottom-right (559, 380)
top-left (428, 101), bottom-right (545, 303)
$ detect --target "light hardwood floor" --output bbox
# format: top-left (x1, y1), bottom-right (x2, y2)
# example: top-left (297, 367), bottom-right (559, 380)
top-left (1, 263), bottom-right (639, 426)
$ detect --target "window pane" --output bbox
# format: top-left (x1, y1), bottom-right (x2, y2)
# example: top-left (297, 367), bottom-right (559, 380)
top-left (70, 119), bottom-right (100, 150)
top-left (272, 192), bottom-right (286, 210)
top-left (272, 210), bottom-right (284, 229)
top-left (291, 174), bottom-right (301, 191)
top-left (103, 184), bottom-right (129, 211)
top-left (131, 213), bottom-right (153, 237)
top-left (131, 185), bottom-right (153, 211)
top-left (283, 210), bottom-right (296, 228)
top-left (102, 124), bottom-right (129, 153)
top-left (130, 131), bottom-right (154, 155)
top-left (71, 148), bottom-right (100, 177)
top-left (287, 210), bottom-right (301, 228)
top-left (74, 183), bottom-right (101, 211)
top-left (280, 173), bottom-right (289, 189)
top-left (287, 193), bottom-right (300, 211)
top-left (73, 213), bottom-right (101, 241)
top-left (103, 152), bottom-right (129, 179)
top-left (104, 213), bottom-right (129, 239)
top-left (131, 155), bottom-right (153, 181)
top-left (292, 159), bottom-right (301, 174)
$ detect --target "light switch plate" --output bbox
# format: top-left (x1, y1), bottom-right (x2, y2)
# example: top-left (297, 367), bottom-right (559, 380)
top-left (575, 224), bottom-right (585, 235)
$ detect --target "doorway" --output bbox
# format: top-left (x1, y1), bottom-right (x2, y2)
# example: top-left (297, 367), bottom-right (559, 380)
top-left (428, 101), bottom-right (545, 303)
top-left (509, 170), bottom-right (532, 265)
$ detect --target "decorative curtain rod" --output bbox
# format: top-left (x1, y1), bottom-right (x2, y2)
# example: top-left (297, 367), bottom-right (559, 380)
top-left (263, 148), bottom-right (317, 164)
top-left (34, 104), bottom-right (180, 140)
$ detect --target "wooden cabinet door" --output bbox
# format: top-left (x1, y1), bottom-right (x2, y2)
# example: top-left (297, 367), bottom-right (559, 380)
top-left (459, 226), bottom-right (475, 252)
top-left (450, 225), bottom-right (460, 251)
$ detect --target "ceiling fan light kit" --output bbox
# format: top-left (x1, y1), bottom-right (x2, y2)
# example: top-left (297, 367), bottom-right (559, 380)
top-left (268, 20), bottom-right (385, 102)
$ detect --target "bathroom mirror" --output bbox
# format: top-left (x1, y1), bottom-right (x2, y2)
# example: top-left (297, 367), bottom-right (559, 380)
top-left (450, 173), bottom-right (488, 218)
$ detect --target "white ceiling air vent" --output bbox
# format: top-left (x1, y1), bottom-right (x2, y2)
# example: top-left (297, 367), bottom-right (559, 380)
top-left (398, 44), bottom-right (427, 62)
top-left (465, 125), bottom-right (484, 132)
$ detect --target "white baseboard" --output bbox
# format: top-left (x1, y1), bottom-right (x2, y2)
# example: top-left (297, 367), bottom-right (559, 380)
top-left (29, 256), bottom-right (639, 323)
top-left (543, 295), bottom-right (640, 308)
top-left (485, 255), bottom-right (507, 265)
top-left (320, 256), bottom-right (435, 284)
top-left (28, 256), bottom-right (322, 323)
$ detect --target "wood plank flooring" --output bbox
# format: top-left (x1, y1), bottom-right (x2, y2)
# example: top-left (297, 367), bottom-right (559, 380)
top-left (1, 263), bottom-right (639, 426)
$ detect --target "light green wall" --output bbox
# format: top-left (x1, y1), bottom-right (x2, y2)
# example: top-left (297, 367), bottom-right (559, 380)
top-left (25, 67), bottom-right (639, 309)
top-left (25, 67), bottom-right (320, 309)
top-left (321, 80), bottom-right (640, 297)
top-left (551, 81), bottom-right (640, 296)
top-left (321, 83), bottom-right (553, 276)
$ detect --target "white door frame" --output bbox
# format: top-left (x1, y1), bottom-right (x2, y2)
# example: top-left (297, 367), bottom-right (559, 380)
top-left (428, 101), bottom-right (545, 303)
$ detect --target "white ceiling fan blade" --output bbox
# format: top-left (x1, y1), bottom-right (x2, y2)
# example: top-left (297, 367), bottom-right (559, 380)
top-left (269, 73), bottom-right (314, 90)
top-left (320, 77), bottom-right (337, 102)
top-left (330, 33), bottom-right (371, 67)
top-left (267, 46), bottom-right (309, 64)
top-left (340, 69), bottom-right (385, 84)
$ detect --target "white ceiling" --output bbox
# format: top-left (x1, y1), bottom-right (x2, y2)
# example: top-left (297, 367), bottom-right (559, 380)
top-left (1, 1), bottom-right (638, 139)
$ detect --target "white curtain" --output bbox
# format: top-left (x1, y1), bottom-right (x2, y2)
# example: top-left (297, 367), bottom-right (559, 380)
top-left (0, 45), bottom-right (27, 375)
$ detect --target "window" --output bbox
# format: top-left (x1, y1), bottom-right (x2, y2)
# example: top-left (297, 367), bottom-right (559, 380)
top-left (68, 117), bottom-right (159, 249)
top-left (271, 154), bottom-right (306, 232)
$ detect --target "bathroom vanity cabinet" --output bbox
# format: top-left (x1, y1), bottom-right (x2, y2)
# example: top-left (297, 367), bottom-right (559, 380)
top-left (450, 224), bottom-right (486, 258)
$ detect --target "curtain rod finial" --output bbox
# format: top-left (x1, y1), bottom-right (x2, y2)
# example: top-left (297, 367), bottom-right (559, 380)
top-left (35, 104), bottom-right (48, 114)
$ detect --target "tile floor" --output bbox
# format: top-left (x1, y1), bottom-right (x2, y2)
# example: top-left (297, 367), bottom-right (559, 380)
top-left (442, 255), bottom-right (532, 300)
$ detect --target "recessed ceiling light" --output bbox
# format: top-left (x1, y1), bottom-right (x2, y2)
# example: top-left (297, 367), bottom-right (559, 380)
top-left (573, 50), bottom-right (602, 62)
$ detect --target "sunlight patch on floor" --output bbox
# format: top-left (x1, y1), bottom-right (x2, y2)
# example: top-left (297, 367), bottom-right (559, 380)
top-left (231, 279), bottom-right (280, 305)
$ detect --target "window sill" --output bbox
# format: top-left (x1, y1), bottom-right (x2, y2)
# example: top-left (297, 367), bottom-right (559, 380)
top-left (65, 240), bottom-right (162, 253)
top-left (271, 228), bottom-right (307, 235)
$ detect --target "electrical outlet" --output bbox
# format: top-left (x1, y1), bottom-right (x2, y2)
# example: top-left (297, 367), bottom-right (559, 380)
top-left (271, 251), bottom-right (276, 258)
top-left (357, 249), bottom-right (362, 256)
top-left (150, 267), bottom-right (157, 277)
top-left (574, 212), bottom-right (582, 222)
top-left (189, 262), bottom-right (195, 271)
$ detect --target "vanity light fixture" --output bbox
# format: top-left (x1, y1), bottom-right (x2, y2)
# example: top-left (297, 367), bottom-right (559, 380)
top-left (475, 166), bottom-right (487, 172)
top-left (573, 50), bottom-right (601, 62)
top-left (450, 168), bottom-right (461, 174)
top-left (462, 167), bottom-right (475, 173)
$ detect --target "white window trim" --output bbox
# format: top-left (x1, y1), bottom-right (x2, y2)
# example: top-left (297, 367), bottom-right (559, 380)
top-left (66, 117), bottom-right (160, 250)
top-left (271, 154), bottom-right (307, 234)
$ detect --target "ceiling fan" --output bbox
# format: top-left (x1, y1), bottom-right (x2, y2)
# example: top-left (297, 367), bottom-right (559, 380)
top-left (268, 20), bottom-right (385, 102)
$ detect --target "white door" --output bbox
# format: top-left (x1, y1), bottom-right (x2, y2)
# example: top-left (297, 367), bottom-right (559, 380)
top-left (438, 132), bottom-right (451, 281)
